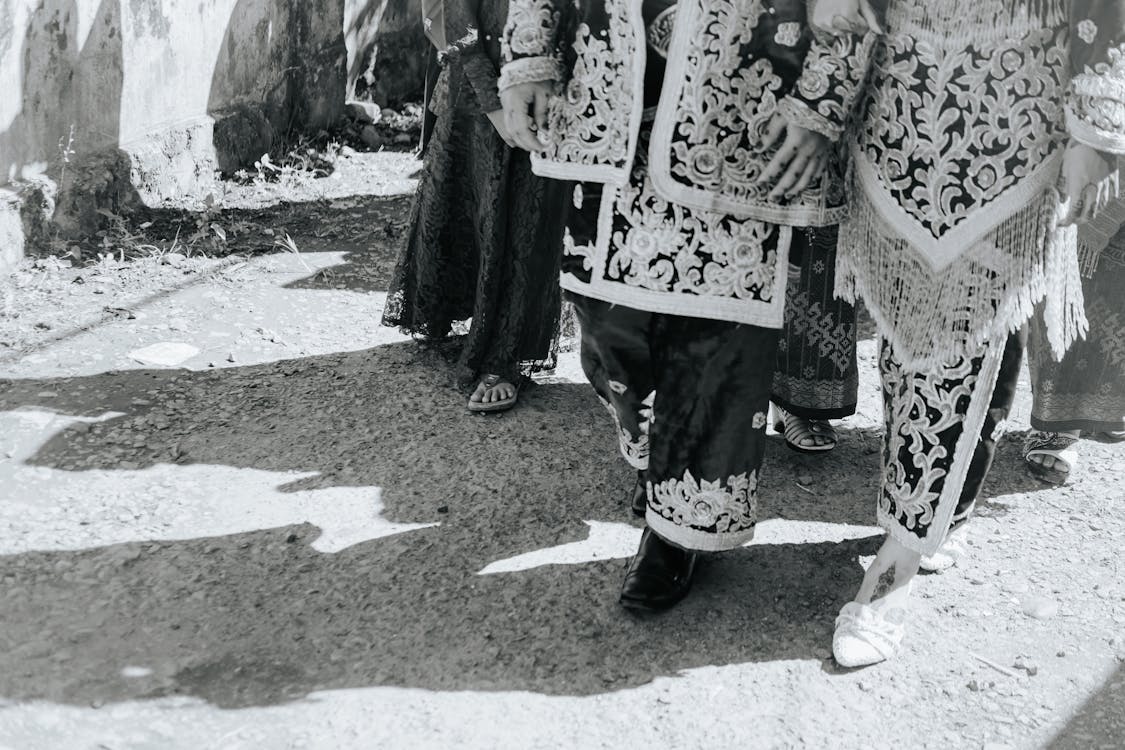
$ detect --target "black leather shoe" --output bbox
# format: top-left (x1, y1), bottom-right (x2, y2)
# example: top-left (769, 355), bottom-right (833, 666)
top-left (619, 527), bottom-right (698, 612)
top-left (629, 472), bottom-right (647, 517)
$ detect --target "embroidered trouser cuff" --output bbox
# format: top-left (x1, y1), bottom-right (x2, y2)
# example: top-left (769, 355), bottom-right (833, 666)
top-left (571, 293), bottom-right (778, 552)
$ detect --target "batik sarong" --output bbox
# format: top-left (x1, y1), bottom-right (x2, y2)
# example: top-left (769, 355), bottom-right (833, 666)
top-left (773, 226), bottom-right (859, 420)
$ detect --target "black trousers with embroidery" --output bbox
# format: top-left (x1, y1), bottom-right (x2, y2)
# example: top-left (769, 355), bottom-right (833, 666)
top-left (570, 293), bottom-right (779, 552)
top-left (951, 330), bottom-right (1026, 530)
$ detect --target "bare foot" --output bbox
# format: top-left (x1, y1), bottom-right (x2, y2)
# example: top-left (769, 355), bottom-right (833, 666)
top-left (468, 374), bottom-right (519, 410)
top-left (855, 535), bottom-right (921, 606)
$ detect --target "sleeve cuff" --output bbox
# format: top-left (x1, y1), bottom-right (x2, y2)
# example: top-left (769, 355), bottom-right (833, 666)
top-left (777, 97), bottom-right (843, 142)
top-left (499, 56), bottom-right (564, 92)
top-left (1067, 105), bottom-right (1125, 155)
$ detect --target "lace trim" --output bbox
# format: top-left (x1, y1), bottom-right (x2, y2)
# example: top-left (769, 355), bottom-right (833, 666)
top-left (645, 469), bottom-right (759, 552)
top-left (836, 187), bottom-right (1087, 370)
top-left (1067, 105), bottom-right (1125, 156)
top-left (498, 56), bottom-right (565, 91)
top-left (776, 97), bottom-right (839, 142)
top-left (646, 6), bottom-right (676, 58)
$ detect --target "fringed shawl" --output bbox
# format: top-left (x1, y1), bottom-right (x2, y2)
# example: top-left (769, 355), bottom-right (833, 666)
top-left (836, 0), bottom-right (1087, 369)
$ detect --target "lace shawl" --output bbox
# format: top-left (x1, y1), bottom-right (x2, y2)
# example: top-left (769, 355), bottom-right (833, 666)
top-left (836, 0), bottom-right (1125, 370)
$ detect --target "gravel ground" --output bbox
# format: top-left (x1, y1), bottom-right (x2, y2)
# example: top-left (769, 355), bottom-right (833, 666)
top-left (0, 150), bottom-right (1123, 750)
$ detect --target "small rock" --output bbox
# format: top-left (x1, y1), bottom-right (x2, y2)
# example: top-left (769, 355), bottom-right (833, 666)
top-left (360, 125), bottom-right (382, 149)
top-left (437, 505), bottom-right (449, 514)
top-left (393, 133), bottom-right (414, 145)
top-left (1021, 595), bottom-right (1059, 620)
top-left (798, 474), bottom-right (813, 485)
top-left (968, 679), bottom-right (981, 692)
top-left (346, 101), bottom-right (380, 124)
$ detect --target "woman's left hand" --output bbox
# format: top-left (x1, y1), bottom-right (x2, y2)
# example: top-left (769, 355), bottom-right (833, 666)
top-left (1059, 140), bottom-right (1119, 226)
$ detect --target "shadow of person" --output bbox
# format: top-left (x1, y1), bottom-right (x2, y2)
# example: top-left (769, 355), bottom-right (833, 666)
top-left (0, 339), bottom-right (884, 708)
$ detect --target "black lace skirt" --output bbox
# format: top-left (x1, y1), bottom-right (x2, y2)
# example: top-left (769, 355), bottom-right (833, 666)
top-left (382, 83), bottom-right (571, 386)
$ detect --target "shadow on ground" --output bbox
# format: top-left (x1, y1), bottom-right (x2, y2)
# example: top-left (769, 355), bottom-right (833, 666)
top-left (1, 340), bottom-right (885, 708)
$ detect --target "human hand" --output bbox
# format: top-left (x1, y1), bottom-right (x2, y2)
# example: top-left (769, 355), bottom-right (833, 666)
top-left (755, 112), bottom-right (831, 201)
top-left (1058, 140), bottom-right (1119, 226)
top-left (499, 81), bottom-right (553, 152)
top-left (809, 0), bottom-right (883, 36)
top-left (486, 109), bottom-right (517, 148)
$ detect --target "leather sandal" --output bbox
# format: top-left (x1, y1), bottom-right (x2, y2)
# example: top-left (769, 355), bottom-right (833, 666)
top-left (1023, 430), bottom-right (1079, 485)
top-left (774, 406), bottom-right (838, 454)
top-left (468, 374), bottom-right (521, 413)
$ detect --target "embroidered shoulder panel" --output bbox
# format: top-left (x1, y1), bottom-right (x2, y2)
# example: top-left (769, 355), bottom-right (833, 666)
top-left (854, 23), bottom-right (1069, 254)
top-left (530, 0), bottom-right (646, 184)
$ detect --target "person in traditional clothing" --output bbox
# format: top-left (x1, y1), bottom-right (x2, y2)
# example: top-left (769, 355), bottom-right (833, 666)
top-left (500, 0), bottom-right (875, 609)
top-left (1025, 192), bottom-right (1125, 484)
top-left (825, 0), bottom-right (1125, 666)
top-left (771, 238), bottom-right (859, 453)
top-left (382, 0), bottom-right (571, 413)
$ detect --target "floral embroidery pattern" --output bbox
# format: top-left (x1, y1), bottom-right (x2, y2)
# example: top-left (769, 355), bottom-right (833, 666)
top-left (774, 21), bottom-right (801, 47)
top-left (856, 23), bottom-right (1068, 242)
top-left (598, 393), bottom-right (650, 470)
top-left (604, 146), bottom-right (782, 302)
top-left (1078, 19), bottom-right (1098, 45)
top-left (651, 0), bottom-right (871, 222)
top-left (650, 469), bottom-right (758, 535)
top-left (1069, 43), bottom-right (1125, 153)
top-left (878, 342), bottom-right (984, 543)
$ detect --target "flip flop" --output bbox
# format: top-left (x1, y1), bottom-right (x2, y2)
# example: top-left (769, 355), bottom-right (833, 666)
top-left (468, 373), bottom-right (521, 413)
top-left (773, 407), bottom-right (838, 454)
top-left (1023, 430), bottom-right (1079, 485)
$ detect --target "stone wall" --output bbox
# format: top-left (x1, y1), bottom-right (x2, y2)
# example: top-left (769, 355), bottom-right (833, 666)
top-left (0, 0), bottom-right (348, 270)
top-left (346, 0), bottom-right (426, 107)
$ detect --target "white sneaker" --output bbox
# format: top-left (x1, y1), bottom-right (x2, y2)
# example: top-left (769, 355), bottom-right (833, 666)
top-left (833, 590), bottom-right (910, 668)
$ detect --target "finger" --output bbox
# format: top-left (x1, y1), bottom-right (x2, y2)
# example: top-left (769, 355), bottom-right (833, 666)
top-left (505, 109), bottom-right (532, 148)
top-left (769, 152), bottom-right (810, 200)
top-left (1058, 189), bottom-right (1081, 227)
top-left (1079, 183), bottom-right (1099, 224)
top-left (757, 143), bottom-right (798, 187)
top-left (831, 14), bottom-right (867, 34)
top-left (509, 110), bottom-right (540, 152)
top-left (533, 90), bottom-right (549, 132)
top-left (758, 113), bottom-right (786, 152)
top-left (859, 0), bottom-right (884, 34)
top-left (786, 154), bottom-right (825, 197)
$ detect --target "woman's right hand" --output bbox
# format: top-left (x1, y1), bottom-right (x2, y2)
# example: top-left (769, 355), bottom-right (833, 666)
top-left (809, 0), bottom-right (883, 36)
top-left (499, 81), bottom-right (554, 152)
